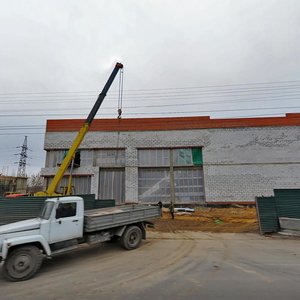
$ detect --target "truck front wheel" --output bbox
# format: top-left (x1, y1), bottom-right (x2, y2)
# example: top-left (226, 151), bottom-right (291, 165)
top-left (121, 226), bottom-right (142, 250)
top-left (2, 245), bottom-right (43, 281)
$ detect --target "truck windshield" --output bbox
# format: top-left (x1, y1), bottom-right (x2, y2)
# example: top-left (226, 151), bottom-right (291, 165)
top-left (40, 202), bottom-right (55, 220)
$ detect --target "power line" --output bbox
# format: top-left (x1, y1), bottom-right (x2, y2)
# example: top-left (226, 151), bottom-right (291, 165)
top-left (1, 90), bottom-right (300, 104)
top-left (1, 84), bottom-right (300, 99)
top-left (1, 79), bottom-right (300, 96)
top-left (1, 94), bottom-right (300, 113)
top-left (1, 80), bottom-right (300, 136)
top-left (0, 93), bottom-right (300, 111)
top-left (0, 104), bottom-right (300, 118)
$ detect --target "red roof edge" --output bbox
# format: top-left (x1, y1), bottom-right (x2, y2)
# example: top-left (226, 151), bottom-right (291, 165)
top-left (46, 113), bottom-right (300, 132)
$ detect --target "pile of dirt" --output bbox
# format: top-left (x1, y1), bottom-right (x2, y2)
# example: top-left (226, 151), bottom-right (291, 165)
top-left (152, 206), bottom-right (258, 233)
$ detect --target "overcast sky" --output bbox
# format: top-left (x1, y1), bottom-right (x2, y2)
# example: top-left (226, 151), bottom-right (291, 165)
top-left (0, 0), bottom-right (300, 175)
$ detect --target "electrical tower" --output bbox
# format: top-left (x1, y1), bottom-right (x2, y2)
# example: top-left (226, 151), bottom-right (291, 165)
top-left (17, 136), bottom-right (28, 177)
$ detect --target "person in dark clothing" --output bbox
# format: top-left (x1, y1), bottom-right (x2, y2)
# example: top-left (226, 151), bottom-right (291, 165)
top-left (169, 203), bottom-right (175, 219)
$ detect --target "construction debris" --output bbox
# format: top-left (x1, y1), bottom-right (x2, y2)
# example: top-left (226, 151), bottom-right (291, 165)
top-left (278, 217), bottom-right (300, 237)
top-left (175, 207), bottom-right (195, 213)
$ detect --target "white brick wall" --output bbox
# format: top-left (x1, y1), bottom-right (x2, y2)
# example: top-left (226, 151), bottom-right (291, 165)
top-left (42, 126), bottom-right (300, 203)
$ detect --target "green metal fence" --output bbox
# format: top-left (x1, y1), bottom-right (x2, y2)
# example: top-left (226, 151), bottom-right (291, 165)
top-left (0, 195), bottom-right (115, 225)
top-left (256, 196), bottom-right (279, 234)
top-left (256, 189), bottom-right (300, 234)
top-left (274, 189), bottom-right (300, 219)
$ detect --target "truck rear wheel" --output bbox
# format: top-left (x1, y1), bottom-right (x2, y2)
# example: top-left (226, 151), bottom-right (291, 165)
top-left (2, 245), bottom-right (43, 281)
top-left (121, 226), bottom-right (142, 250)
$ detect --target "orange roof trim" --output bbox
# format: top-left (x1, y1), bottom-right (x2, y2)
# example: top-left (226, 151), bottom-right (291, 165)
top-left (46, 113), bottom-right (300, 132)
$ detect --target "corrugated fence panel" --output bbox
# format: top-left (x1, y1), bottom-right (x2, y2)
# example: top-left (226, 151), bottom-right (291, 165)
top-left (256, 196), bottom-right (279, 234)
top-left (82, 194), bottom-right (97, 210)
top-left (256, 189), bottom-right (300, 234)
top-left (0, 194), bottom-right (115, 225)
top-left (274, 189), bottom-right (300, 219)
top-left (0, 196), bottom-right (46, 225)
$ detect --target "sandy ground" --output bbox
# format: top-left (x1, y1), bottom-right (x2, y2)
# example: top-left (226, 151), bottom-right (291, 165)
top-left (152, 206), bottom-right (258, 233)
top-left (0, 231), bottom-right (299, 300)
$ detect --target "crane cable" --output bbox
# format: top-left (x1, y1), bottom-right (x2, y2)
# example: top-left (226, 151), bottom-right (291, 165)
top-left (115, 66), bottom-right (124, 165)
top-left (117, 68), bottom-right (124, 119)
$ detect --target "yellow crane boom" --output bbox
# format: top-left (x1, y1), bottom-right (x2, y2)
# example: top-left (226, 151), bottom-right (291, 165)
top-left (35, 62), bottom-right (123, 196)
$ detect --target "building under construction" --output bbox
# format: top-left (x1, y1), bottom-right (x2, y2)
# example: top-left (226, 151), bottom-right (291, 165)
top-left (0, 175), bottom-right (27, 196)
top-left (41, 113), bottom-right (300, 205)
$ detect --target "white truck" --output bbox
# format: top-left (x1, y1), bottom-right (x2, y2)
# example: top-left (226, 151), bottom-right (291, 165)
top-left (0, 196), bottom-right (161, 281)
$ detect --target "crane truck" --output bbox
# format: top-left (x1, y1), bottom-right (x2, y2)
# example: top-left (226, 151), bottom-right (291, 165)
top-left (0, 196), bottom-right (161, 281)
top-left (0, 63), bottom-right (162, 281)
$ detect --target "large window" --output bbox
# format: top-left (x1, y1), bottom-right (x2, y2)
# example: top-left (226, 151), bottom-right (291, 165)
top-left (138, 149), bottom-right (170, 167)
top-left (95, 149), bottom-right (125, 167)
top-left (138, 169), bottom-right (170, 203)
top-left (173, 148), bottom-right (203, 166)
top-left (46, 149), bottom-right (125, 168)
top-left (98, 169), bottom-right (125, 204)
top-left (45, 150), bottom-right (82, 167)
top-left (45, 150), bottom-right (65, 167)
top-left (96, 149), bottom-right (126, 204)
top-left (80, 150), bottom-right (93, 166)
top-left (174, 168), bottom-right (204, 203)
top-left (138, 148), bottom-right (204, 204)
top-left (45, 176), bottom-right (91, 195)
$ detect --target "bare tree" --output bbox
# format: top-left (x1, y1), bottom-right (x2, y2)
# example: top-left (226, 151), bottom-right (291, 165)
top-left (27, 172), bottom-right (44, 194)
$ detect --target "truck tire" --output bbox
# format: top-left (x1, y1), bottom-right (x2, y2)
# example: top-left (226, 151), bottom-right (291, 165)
top-left (121, 226), bottom-right (142, 250)
top-left (2, 245), bottom-right (43, 281)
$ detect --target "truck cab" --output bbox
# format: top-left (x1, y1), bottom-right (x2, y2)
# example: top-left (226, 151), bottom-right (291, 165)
top-left (0, 197), bottom-right (84, 258)
top-left (0, 197), bottom-right (84, 281)
top-left (40, 197), bottom-right (84, 243)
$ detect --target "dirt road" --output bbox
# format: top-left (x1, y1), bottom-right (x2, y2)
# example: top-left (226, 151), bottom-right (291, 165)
top-left (1, 232), bottom-right (299, 300)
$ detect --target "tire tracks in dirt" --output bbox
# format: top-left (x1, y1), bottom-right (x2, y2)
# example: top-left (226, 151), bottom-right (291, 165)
top-left (90, 232), bottom-right (198, 294)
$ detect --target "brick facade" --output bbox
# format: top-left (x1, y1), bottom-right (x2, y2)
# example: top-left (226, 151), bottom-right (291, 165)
top-left (41, 115), bottom-right (300, 204)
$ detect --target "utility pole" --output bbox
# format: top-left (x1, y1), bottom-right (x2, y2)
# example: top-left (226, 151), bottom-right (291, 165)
top-left (16, 136), bottom-right (28, 177)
